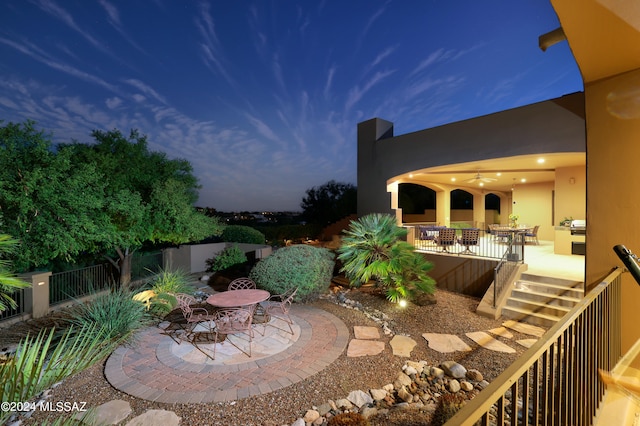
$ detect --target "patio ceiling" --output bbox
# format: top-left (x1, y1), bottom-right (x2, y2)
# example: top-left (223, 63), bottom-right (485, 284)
top-left (398, 152), bottom-right (585, 193)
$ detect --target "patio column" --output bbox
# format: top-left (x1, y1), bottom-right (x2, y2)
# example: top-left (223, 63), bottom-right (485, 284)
top-left (473, 194), bottom-right (486, 230)
top-left (436, 189), bottom-right (451, 227)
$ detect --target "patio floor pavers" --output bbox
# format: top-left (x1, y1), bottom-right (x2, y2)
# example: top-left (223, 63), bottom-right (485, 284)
top-left (104, 305), bottom-right (349, 404)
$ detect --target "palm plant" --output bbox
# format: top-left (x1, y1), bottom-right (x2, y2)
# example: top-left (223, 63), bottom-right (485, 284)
top-left (0, 234), bottom-right (30, 312)
top-left (337, 213), bottom-right (435, 302)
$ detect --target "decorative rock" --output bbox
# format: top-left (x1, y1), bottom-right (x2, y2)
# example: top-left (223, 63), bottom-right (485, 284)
top-left (394, 372), bottom-right (413, 389)
top-left (390, 335), bottom-right (417, 357)
top-left (124, 409), bottom-right (180, 426)
top-left (317, 402), bottom-right (332, 416)
top-left (397, 386), bottom-right (414, 403)
top-left (335, 398), bottom-right (353, 409)
top-left (370, 388), bottom-right (387, 401)
top-left (347, 390), bottom-right (373, 408)
top-left (313, 416), bottom-right (325, 425)
top-left (406, 360), bottom-right (425, 374)
top-left (383, 383), bottom-right (395, 392)
top-left (291, 418), bottom-right (305, 426)
top-left (466, 331), bottom-right (516, 353)
top-left (430, 367), bottom-right (445, 379)
top-left (422, 333), bottom-right (472, 353)
top-left (477, 380), bottom-right (490, 390)
top-left (404, 365), bottom-right (418, 376)
top-left (466, 369), bottom-right (484, 382)
top-left (440, 360), bottom-right (467, 379)
top-left (303, 409), bottom-right (320, 423)
top-left (328, 399), bottom-right (338, 411)
top-left (361, 406), bottom-right (378, 419)
top-left (200, 275), bottom-right (210, 281)
top-left (460, 381), bottom-right (474, 392)
top-left (448, 379), bottom-right (461, 393)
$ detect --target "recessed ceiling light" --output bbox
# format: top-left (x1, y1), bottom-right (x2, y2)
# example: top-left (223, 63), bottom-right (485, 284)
top-left (479, 182), bottom-right (484, 186)
top-left (451, 177), bottom-right (456, 182)
top-left (409, 174), bottom-right (414, 178)
top-left (537, 158), bottom-right (545, 164)
top-left (521, 178), bottom-right (526, 183)
top-left (496, 172), bottom-right (502, 176)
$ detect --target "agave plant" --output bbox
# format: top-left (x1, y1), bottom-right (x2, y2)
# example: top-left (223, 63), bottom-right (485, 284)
top-left (337, 213), bottom-right (435, 302)
top-left (0, 324), bottom-right (115, 424)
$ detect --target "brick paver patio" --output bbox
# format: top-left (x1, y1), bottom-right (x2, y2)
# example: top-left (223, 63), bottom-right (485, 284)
top-left (104, 305), bottom-right (349, 403)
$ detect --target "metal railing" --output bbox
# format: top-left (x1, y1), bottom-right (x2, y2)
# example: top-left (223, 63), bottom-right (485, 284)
top-left (409, 226), bottom-right (529, 261)
top-left (0, 287), bottom-right (26, 321)
top-left (130, 251), bottom-right (163, 282)
top-left (493, 236), bottom-right (525, 308)
top-left (446, 267), bottom-right (623, 425)
top-left (49, 263), bottom-right (116, 305)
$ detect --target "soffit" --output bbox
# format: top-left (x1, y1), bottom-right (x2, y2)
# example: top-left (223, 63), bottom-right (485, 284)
top-left (552, 0), bottom-right (640, 83)
top-left (397, 152), bottom-right (585, 193)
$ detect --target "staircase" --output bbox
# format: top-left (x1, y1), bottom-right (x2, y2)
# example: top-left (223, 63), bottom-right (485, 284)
top-left (502, 273), bottom-right (584, 327)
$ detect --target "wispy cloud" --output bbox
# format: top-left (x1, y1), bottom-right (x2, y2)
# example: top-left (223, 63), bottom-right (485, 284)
top-left (345, 69), bottom-right (395, 111)
top-left (98, 0), bottom-right (148, 55)
top-left (124, 79), bottom-right (167, 104)
top-left (324, 65), bottom-right (337, 99)
top-left (195, 1), bottom-right (234, 86)
top-left (245, 113), bottom-right (282, 146)
top-left (34, 0), bottom-right (113, 56)
top-left (0, 36), bottom-right (121, 94)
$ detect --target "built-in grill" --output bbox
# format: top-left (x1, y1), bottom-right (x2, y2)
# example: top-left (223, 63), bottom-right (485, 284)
top-left (570, 219), bottom-right (586, 235)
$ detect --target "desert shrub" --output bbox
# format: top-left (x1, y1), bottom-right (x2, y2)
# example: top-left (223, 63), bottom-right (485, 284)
top-left (206, 245), bottom-right (248, 273)
top-left (249, 245), bottom-right (334, 302)
top-left (222, 225), bottom-right (266, 244)
top-left (70, 288), bottom-right (153, 342)
top-left (0, 324), bottom-right (113, 424)
top-left (132, 268), bottom-right (194, 316)
top-left (327, 412), bottom-right (370, 426)
top-left (432, 393), bottom-right (468, 425)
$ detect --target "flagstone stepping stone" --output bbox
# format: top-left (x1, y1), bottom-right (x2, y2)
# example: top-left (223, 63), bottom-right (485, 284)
top-left (487, 326), bottom-right (514, 339)
top-left (389, 335), bottom-right (417, 357)
top-left (466, 331), bottom-right (516, 353)
top-left (517, 339), bottom-right (538, 348)
top-left (422, 333), bottom-right (472, 353)
top-left (354, 325), bottom-right (380, 340)
top-left (347, 339), bottom-right (385, 357)
top-left (124, 409), bottom-right (180, 426)
top-left (74, 399), bottom-right (131, 425)
top-left (502, 320), bottom-right (546, 337)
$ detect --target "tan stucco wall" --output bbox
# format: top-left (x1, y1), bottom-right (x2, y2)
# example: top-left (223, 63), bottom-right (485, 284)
top-left (584, 69), bottom-right (640, 352)
top-left (555, 165), bottom-right (586, 224)
top-left (512, 181), bottom-right (555, 241)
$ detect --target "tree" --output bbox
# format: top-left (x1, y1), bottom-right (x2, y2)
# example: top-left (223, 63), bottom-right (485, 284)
top-left (300, 180), bottom-right (356, 226)
top-left (0, 122), bottom-right (223, 286)
top-left (337, 213), bottom-right (435, 303)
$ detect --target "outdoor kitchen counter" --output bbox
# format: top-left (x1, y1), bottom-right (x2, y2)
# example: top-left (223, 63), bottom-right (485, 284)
top-left (554, 226), bottom-right (586, 255)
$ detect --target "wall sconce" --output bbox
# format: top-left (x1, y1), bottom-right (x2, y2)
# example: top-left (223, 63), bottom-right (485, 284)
top-left (569, 177), bottom-right (576, 184)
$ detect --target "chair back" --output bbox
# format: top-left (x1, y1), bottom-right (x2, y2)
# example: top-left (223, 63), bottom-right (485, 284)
top-left (214, 308), bottom-right (254, 335)
top-left (228, 278), bottom-right (256, 291)
top-left (460, 228), bottom-right (480, 245)
top-left (278, 287), bottom-right (298, 313)
top-left (437, 228), bottom-right (457, 245)
top-left (175, 293), bottom-right (196, 318)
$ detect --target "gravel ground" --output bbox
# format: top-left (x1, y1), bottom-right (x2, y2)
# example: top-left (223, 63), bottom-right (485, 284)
top-left (13, 287), bottom-right (541, 426)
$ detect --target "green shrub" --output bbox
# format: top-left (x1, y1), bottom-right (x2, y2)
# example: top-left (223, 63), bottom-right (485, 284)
top-left (249, 245), bottom-right (334, 302)
top-left (148, 268), bottom-right (193, 294)
top-left (206, 245), bottom-right (248, 273)
top-left (70, 288), bottom-right (152, 342)
top-left (222, 225), bottom-right (266, 244)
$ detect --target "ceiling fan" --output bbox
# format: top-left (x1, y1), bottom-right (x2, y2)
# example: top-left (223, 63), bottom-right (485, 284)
top-left (465, 171), bottom-right (497, 184)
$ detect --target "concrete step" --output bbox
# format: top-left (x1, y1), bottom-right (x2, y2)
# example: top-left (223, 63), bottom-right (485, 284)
top-left (501, 305), bottom-right (562, 328)
top-left (506, 296), bottom-right (572, 317)
top-left (510, 288), bottom-right (582, 307)
top-left (519, 273), bottom-right (584, 289)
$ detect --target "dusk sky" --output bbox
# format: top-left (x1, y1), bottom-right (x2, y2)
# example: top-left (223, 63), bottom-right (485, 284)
top-left (0, 1), bottom-right (583, 212)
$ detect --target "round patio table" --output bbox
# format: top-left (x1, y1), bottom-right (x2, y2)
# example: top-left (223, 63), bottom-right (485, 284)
top-left (206, 289), bottom-right (270, 308)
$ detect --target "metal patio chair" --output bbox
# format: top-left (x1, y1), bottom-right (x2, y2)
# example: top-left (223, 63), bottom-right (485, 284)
top-left (262, 286), bottom-right (297, 335)
top-left (435, 228), bottom-right (457, 252)
top-left (458, 228), bottom-right (480, 254)
top-left (228, 277), bottom-right (256, 290)
top-left (209, 307), bottom-right (255, 358)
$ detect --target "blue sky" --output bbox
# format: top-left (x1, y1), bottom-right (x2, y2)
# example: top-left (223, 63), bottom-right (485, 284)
top-left (0, 1), bottom-right (582, 212)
